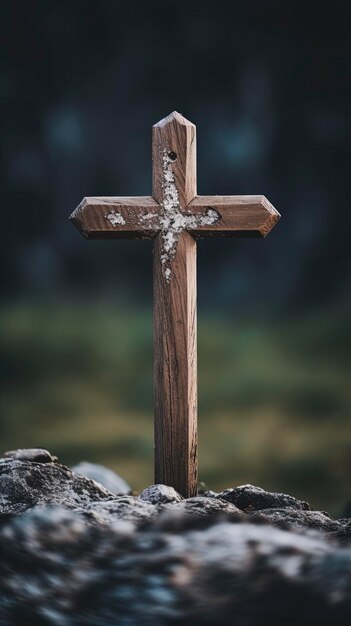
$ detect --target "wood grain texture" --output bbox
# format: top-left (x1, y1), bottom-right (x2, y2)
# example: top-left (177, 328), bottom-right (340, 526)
top-left (152, 111), bottom-right (198, 497)
top-left (187, 195), bottom-right (281, 238)
top-left (153, 230), bottom-right (197, 497)
top-left (70, 196), bottom-right (160, 239)
top-left (152, 111), bottom-right (196, 209)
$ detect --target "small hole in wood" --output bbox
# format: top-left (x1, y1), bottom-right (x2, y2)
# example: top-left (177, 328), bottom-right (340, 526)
top-left (168, 151), bottom-right (177, 161)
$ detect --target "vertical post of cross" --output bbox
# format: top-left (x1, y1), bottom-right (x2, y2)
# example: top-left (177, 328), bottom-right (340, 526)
top-left (152, 112), bottom-right (198, 498)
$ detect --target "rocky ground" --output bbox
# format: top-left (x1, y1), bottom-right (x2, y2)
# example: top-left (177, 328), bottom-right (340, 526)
top-left (0, 448), bottom-right (350, 625)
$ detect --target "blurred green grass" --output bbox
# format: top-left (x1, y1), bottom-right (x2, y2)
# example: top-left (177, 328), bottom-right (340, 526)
top-left (1, 301), bottom-right (350, 515)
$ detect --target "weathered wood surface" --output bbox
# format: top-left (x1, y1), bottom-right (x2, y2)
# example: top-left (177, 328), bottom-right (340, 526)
top-left (152, 112), bottom-right (198, 497)
top-left (152, 111), bottom-right (196, 209)
top-left (69, 111), bottom-right (280, 498)
top-left (153, 231), bottom-right (197, 496)
top-left (70, 196), bottom-right (160, 239)
top-left (70, 194), bottom-right (279, 241)
top-left (188, 195), bottom-right (280, 238)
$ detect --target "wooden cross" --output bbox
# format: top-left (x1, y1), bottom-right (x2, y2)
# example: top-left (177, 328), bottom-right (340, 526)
top-left (70, 112), bottom-right (280, 498)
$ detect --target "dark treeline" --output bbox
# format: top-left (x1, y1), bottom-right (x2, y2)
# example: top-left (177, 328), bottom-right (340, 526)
top-left (1, 0), bottom-right (350, 314)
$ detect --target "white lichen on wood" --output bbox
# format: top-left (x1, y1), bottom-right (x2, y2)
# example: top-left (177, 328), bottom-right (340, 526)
top-left (103, 151), bottom-right (219, 282)
top-left (106, 211), bottom-right (126, 226)
top-left (141, 149), bottom-right (219, 281)
top-left (164, 268), bottom-right (172, 282)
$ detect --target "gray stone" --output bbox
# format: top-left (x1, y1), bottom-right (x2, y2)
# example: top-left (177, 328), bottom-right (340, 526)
top-left (1, 448), bottom-right (351, 623)
top-left (1, 451), bottom-right (349, 541)
top-left (217, 484), bottom-right (311, 511)
top-left (139, 484), bottom-right (183, 504)
top-left (0, 506), bottom-right (351, 626)
top-left (0, 454), bottom-right (115, 516)
top-left (3, 448), bottom-right (58, 463)
top-left (200, 489), bottom-right (219, 498)
top-left (72, 461), bottom-right (131, 495)
top-left (75, 495), bottom-right (241, 527)
top-left (253, 507), bottom-right (351, 542)
top-left (176, 496), bottom-right (242, 517)
top-left (75, 496), bottom-right (162, 526)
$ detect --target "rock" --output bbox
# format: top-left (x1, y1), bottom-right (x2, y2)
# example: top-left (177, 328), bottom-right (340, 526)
top-left (75, 496), bottom-right (162, 526)
top-left (253, 507), bottom-right (351, 543)
top-left (177, 496), bottom-right (242, 517)
top-left (74, 494), bottom-right (241, 527)
top-left (3, 448), bottom-right (58, 463)
top-left (1, 450), bottom-right (351, 623)
top-left (0, 506), bottom-right (351, 626)
top-left (0, 454), bottom-right (115, 516)
top-left (75, 495), bottom-right (241, 527)
top-left (217, 484), bottom-right (311, 512)
top-left (200, 489), bottom-right (219, 498)
top-left (1, 452), bottom-right (348, 541)
top-left (139, 484), bottom-right (183, 504)
top-left (72, 461), bottom-right (131, 495)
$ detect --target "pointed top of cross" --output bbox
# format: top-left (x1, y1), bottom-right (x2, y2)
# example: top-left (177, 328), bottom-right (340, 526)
top-left (154, 111), bottom-right (194, 128)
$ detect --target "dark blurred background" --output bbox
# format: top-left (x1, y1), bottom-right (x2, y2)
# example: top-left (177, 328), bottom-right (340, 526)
top-left (1, 0), bottom-right (350, 514)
